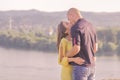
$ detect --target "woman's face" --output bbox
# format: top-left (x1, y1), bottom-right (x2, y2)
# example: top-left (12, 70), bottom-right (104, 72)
top-left (62, 21), bottom-right (71, 34)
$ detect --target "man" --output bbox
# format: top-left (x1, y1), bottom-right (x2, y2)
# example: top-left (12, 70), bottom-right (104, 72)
top-left (67, 8), bottom-right (98, 80)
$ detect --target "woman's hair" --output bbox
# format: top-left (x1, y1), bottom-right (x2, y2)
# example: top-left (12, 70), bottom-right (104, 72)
top-left (57, 21), bottom-right (68, 50)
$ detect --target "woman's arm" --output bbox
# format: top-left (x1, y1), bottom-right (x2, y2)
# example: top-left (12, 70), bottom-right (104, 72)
top-left (58, 39), bottom-right (69, 66)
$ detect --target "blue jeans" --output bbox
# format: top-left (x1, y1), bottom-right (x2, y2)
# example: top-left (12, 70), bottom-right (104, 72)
top-left (72, 66), bottom-right (95, 80)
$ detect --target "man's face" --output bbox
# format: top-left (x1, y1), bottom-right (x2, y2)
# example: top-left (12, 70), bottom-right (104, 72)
top-left (67, 13), bottom-right (74, 25)
top-left (67, 13), bottom-right (75, 25)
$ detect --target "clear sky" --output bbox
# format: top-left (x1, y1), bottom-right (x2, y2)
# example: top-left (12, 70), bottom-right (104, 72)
top-left (0, 0), bottom-right (120, 12)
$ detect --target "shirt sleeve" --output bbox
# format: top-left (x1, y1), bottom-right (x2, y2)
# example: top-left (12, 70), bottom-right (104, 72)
top-left (72, 31), bottom-right (81, 46)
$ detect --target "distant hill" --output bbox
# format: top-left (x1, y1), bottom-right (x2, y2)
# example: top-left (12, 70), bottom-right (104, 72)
top-left (0, 9), bottom-right (120, 29)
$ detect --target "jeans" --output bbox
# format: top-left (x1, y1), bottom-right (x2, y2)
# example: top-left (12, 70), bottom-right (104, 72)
top-left (72, 66), bottom-right (95, 80)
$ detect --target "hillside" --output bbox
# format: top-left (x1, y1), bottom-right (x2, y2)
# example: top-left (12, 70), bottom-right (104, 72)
top-left (0, 9), bottom-right (120, 29)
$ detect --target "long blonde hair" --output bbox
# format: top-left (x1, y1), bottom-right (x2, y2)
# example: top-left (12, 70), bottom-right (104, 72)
top-left (57, 22), bottom-right (68, 50)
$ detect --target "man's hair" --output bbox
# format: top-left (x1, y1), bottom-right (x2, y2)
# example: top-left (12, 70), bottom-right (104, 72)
top-left (68, 8), bottom-right (82, 17)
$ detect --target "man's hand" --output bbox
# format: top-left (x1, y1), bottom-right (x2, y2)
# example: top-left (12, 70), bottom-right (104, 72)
top-left (73, 57), bottom-right (85, 65)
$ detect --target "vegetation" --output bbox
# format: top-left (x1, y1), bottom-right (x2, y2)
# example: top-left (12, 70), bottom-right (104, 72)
top-left (0, 27), bottom-right (120, 57)
top-left (96, 27), bottom-right (120, 56)
top-left (0, 29), bottom-right (57, 52)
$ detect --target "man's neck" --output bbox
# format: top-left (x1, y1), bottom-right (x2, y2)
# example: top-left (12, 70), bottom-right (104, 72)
top-left (76, 16), bottom-right (82, 22)
top-left (73, 17), bottom-right (81, 25)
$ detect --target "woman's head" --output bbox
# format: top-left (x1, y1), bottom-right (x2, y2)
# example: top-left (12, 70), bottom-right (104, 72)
top-left (57, 21), bottom-right (71, 50)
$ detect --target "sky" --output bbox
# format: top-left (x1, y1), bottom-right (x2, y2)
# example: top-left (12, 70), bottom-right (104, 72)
top-left (0, 0), bottom-right (120, 12)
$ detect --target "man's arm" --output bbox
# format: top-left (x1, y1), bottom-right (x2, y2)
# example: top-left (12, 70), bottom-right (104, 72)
top-left (67, 31), bottom-right (81, 57)
top-left (67, 44), bottom-right (80, 57)
top-left (94, 29), bottom-right (98, 53)
top-left (94, 43), bottom-right (98, 53)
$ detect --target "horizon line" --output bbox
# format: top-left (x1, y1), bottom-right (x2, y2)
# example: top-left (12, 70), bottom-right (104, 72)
top-left (0, 9), bottom-right (120, 13)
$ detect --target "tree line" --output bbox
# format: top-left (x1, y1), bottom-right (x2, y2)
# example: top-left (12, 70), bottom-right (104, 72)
top-left (0, 29), bottom-right (57, 52)
top-left (97, 27), bottom-right (120, 56)
top-left (0, 27), bottom-right (120, 56)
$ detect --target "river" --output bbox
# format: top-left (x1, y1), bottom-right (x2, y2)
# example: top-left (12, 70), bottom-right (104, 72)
top-left (0, 48), bottom-right (120, 80)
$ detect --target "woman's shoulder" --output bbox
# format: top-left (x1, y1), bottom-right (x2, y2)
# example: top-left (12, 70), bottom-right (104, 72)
top-left (59, 38), bottom-right (67, 47)
top-left (60, 38), bottom-right (68, 45)
top-left (61, 38), bottom-right (67, 43)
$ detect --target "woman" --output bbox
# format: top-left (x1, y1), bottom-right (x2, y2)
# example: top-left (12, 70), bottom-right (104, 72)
top-left (57, 21), bottom-right (84, 80)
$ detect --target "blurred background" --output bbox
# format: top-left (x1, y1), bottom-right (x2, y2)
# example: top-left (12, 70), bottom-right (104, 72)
top-left (0, 0), bottom-right (120, 80)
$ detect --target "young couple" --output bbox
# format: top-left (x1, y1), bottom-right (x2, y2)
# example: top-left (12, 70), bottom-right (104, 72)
top-left (57, 8), bottom-right (98, 80)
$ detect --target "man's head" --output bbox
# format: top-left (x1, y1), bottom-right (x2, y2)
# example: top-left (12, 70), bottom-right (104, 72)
top-left (67, 8), bottom-right (82, 25)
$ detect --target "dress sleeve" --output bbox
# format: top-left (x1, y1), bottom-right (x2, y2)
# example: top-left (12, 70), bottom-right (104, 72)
top-left (58, 39), bottom-right (69, 66)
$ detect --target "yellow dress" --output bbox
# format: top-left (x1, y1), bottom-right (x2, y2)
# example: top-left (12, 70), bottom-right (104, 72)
top-left (58, 38), bottom-right (72, 80)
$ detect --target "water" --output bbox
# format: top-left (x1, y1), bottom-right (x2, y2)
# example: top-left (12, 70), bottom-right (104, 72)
top-left (0, 48), bottom-right (120, 80)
